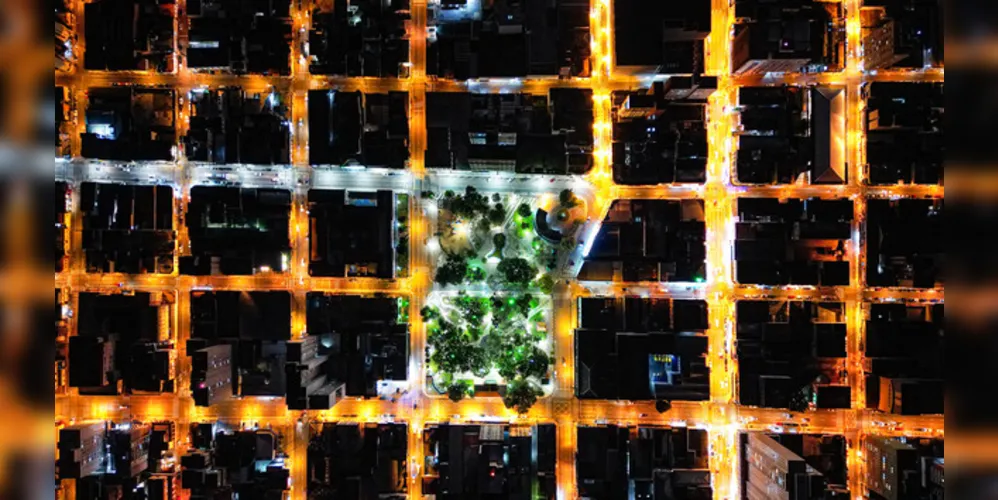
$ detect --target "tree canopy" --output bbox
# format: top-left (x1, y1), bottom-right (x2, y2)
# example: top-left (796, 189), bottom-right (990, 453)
top-left (497, 257), bottom-right (536, 286)
top-left (503, 378), bottom-right (543, 414)
top-left (435, 255), bottom-right (469, 286)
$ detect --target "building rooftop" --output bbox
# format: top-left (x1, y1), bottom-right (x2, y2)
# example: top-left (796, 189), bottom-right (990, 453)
top-left (189, 290), bottom-right (292, 399)
top-left (60, 421), bottom-right (176, 497)
top-left (613, 0), bottom-right (711, 75)
top-left (580, 199), bottom-right (706, 283)
top-left (82, 86), bottom-right (176, 161)
top-left (864, 0), bottom-right (944, 69)
top-left (56, 86), bottom-right (71, 157)
top-left (577, 424), bottom-right (712, 500)
top-left (181, 186), bottom-right (292, 276)
top-left (427, 0), bottom-right (591, 79)
top-left (308, 90), bottom-right (410, 168)
top-left (866, 198), bottom-right (942, 288)
top-left (187, 0), bottom-right (292, 74)
top-left (309, 189), bottom-right (397, 278)
top-left (307, 423), bottom-right (408, 499)
top-left (742, 432), bottom-right (850, 500)
top-left (733, 0), bottom-right (844, 74)
top-left (865, 302), bottom-right (943, 416)
top-left (71, 291), bottom-right (175, 395)
top-left (56, 0), bottom-right (74, 72)
top-left (613, 78), bottom-right (715, 185)
top-left (184, 88), bottom-right (291, 165)
top-left (79, 182), bottom-right (175, 274)
top-left (309, 0), bottom-right (410, 77)
top-left (737, 85), bottom-right (847, 185)
top-left (84, 0), bottom-right (176, 72)
top-left (426, 90), bottom-right (594, 174)
top-left (55, 182), bottom-right (69, 273)
top-left (866, 82), bottom-right (944, 185)
top-left (865, 436), bottom-right (944, 500)
top-left (735, 197), bottom-right (852, 286)
top-left (182, 424), bottom-right (290, 497)
top-left (576, 297), bottom-right (709, 401)
top-left (304, 293), bottom-right (408, 399)
top-left (422, 423), bottom-right (557, 499)
top-left (737, 300), bottom-right (849, 410)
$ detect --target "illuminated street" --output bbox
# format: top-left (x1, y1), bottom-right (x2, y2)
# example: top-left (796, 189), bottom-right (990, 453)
top-left (55, 0), bottom-right (943, 498)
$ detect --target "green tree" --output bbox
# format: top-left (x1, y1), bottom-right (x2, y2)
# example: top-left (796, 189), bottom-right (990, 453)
top-left (517, 203), bottom-right (532, 219)
top-left (488, 204), bottom-right (506, 226)
top-left (495, 331), bottom-right (530, 380)
top-left (497, 258), bottom-right (536, 286)
top-left (515, 294), bottom-right (533, 317)
top-left (492, 193), bottom-right (502, 203)
top-left (456, 293), bottom-right (490, 325)
top-left (457, 186), bottom-right (489, 219)
top-left (447, 380), bottom-right (473, 402)
top-left (466, 266), bottom-right (486, 283)
top-left (503, 378), bottom-right (542, 414)
top-left (537, 274), bottom-right (555, 294)
top-left (435, 255), bottom-right (469, 286)
top-left (481, 333), bottom-right (505, 361)
top-left (421, 305), bottom-right (440, 322)
top-left (523, 347), bottom-right (551, 379)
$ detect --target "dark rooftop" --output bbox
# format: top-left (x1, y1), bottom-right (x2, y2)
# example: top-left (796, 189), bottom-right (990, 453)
top-left (733, 0), bottom-right (844, 74)
top-left (866, 82), bottom-right (944, 185)
top-left (613, 79), bottom-right (715, 185)
top-left (185, 88), bottom-right (291, 165)
top-left (187, 0), bottom-right (292, 74)
top-left (580, 199), bottom-right (706, 283)
top-left (735, 198), bottom-right (852, 286)
top-left (189, 290), bottom-right (292, 398)
top-left (422, 423), bottom-right (557, 499)
top-left (56, 86), bottom-right (71, 156)
top-left (191, 291), bottom-right (291, 342)
top-left (183, 424), bottom-right (290, 498)
top-left (866, 198), bottom-right (942, 288)
top-left (865, 302), bottom-right (943, 415)
top-left (82, 86), bottom-right (176, 161)
top-left (308, 90), bottom-right (410, 168)
top-left (427, 0), bottom-right (591, 79)
top-left (305, 293), bottom-right (408, 398)
top-left (576, 297), bottom-right (709, 401)
top-left (79, 182), bottom-right (175, 274)
top-left (741, 432), bottom-right (850, 499)
top-left (613, 0), bottom-right (711, 75)
top-left (309, 0), bottom-right (410, 77)
top-left (307, 423), bottom-right (408, 499)
top-left (737, 300), bottom-right (849, 410)
top-left (55, 182), bottom-right (69, 273)
top-left (864, 0), bottom-right (944, 69)
top-left (84, 0), bottom-right (176, 72)
top-left (737, 85), bottom-right (847, 185)
top-left (71, 291), bottom-right (176, 395)
top-left (578, 425), bottom-right (711, 500)
top-left (180, 186), bottom-right (292, 276)
top-left (426, 90), bottom-right (594, 174)
top-left (309, 189), bottom-right (397, 278)
top-left (56, 0), bottom-right (73, 72)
